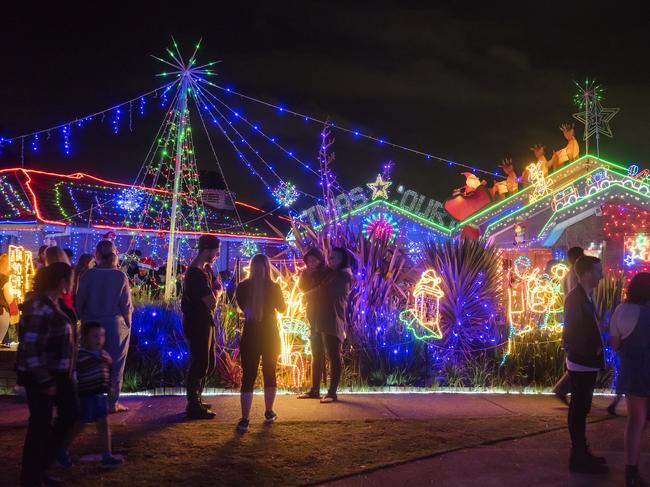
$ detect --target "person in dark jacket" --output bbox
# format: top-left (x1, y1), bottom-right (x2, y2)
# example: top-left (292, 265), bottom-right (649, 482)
top-left (181, 235), bottom-right (221, 419)
top-left (16, 263), bottom-right (78, 487)
top-left (305, 247), bottom-right (353, 403)
top-left (562, 255), bottom-right (607, 475)
top-left (297, 248), bottom-right (328, 399)
top-left (610, 272), bottom-right (650, 487)
top-left (235, 254), bottom-right (287, 432)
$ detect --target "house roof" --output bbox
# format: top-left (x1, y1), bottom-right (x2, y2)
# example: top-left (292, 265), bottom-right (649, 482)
top-left (0, 167), bottom-right (286, 242)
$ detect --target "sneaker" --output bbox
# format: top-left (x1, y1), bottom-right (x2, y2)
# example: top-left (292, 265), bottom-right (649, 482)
top-left (56, 449), bottom-right (73, 468)
top-left (186, 403), bottom-right (216, 420)
top-left (236, 418), bottom-right (249, 432)
top-left (570, 449), bottom-right (609, 474)
top-left (320, 394), bottom-right (337, 403)
top-left (297, 390), bottom-right (321, 399)
top-left (201, 401), bottom-right (213, 410)
top-left (264, 410), bottom-right (278, 423)
top-left (585, 447), bottom-right (607, 465)
top-left (607, 402), bottom-right (618, 416)
top-left (101, 454), bottom-right (124, 467)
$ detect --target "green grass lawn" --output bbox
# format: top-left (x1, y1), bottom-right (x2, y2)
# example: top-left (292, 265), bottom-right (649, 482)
top-left (0, 413), bottom-right (608, 486)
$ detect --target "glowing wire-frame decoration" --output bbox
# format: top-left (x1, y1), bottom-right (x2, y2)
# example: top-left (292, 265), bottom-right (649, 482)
top-left (624, 234), bottom-right (650, 267)
top-left (362, 212), bottom-right (399, 243)
top-left (399, 269), bottom-right (445, 340)
top-left (8, 245), bottom-right (34, 304)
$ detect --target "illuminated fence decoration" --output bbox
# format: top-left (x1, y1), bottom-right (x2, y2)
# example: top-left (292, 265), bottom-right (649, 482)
top-left (624, 234), bottom-right (650, 267)
top-left (8, 245), bottom-right (34, 303)
top-left (398, 269), bottom-right (445, 340)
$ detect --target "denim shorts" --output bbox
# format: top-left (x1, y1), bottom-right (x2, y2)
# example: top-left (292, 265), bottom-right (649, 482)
top-left (79, 393), bottom-right (109, 423)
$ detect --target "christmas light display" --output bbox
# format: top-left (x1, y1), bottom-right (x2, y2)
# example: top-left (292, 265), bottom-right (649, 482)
top-left (527, 161), bottom-right (554, 204)
top-left (362, 212), bottom-right (399, 242)
top-left (240, 239), bottom-right (259, 258)
top-left (8, 245), bottom-right (34, 304)
top-left (398, 269), bottom-right (445, 340)
top-left (367, 174), bottom-right (392, 200)
top-left (272, 181), bottom-right (299, 207)
top-left (624, 234), bottom-right (650, 267)
top-left (117, 187), bottom-right (145, 212)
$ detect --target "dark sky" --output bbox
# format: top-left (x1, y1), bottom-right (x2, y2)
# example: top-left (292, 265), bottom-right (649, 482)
top-left (1, 3), bottom-right (649, 209)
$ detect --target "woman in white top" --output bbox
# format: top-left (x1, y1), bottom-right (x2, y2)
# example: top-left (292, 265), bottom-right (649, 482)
top-left (77, 240), bottom-right (133, 413)
top-left (0, 254), bottom-right (18, 342)
top-left (609, 272), bottom-right (650, 486)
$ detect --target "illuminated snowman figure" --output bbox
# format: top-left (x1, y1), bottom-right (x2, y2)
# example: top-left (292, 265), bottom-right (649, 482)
top-left (399, 269), bottom-right (445, 340)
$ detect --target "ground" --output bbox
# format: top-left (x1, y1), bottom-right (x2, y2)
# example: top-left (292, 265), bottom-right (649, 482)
top-left (0, 393), bottom-right (644, 486)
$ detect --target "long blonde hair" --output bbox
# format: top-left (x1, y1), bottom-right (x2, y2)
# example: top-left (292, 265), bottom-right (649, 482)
top-left (246, 254), bottom-right (272, 322)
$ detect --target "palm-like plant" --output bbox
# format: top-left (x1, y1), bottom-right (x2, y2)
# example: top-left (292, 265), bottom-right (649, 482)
top-left (423, 239), bottom-right (502, 362)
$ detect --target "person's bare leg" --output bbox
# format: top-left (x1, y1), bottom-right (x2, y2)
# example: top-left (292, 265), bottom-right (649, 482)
top-left (625, 395), bottom-right (648, 466)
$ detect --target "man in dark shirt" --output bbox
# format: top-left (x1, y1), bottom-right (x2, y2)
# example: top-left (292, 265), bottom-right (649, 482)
top-left (182, 235), bottom-right (221, 419)
top-left (562, 255), bottom-right (607, 474)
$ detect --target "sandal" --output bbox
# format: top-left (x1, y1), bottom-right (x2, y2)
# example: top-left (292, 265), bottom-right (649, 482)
top-left (320, 395), bottom-right (337, 403)
top-left (297, 390), bottom-right (321, 399)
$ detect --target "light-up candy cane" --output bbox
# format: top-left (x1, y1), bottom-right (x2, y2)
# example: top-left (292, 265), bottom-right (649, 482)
top-left (399, 269), bottom-right (445, 340)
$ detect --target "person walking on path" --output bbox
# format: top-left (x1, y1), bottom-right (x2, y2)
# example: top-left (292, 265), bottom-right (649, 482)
top-left (76, 240), bottom-right (133, 414)
top-left (181, 235), bottom-right (221, 419)
top-left (16, 263), bottom-right (78, 487)
top-left (304, 247), bottom-right (353, 404)
top-left (554, 246), bottom-right (585, 405)
top-left (235, 254), bottom-right (286, 432)
top-left (562, 255), bottom-right (608, 474)
top-left (297, 248), bottom-right (328, 400)
top-left (610, 272), bottom-right (650, 487)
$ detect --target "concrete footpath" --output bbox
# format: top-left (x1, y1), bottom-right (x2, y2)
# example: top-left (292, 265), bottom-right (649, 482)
top-left (0, 392), bottom-right (614, 426)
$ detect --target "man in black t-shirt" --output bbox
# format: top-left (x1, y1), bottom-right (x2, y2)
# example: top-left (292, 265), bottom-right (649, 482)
top-left (182, 235), bottom-right (221, 419)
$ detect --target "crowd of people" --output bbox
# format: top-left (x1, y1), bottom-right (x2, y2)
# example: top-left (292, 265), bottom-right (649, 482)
top-left (8, 236), bottom-right (650, 486)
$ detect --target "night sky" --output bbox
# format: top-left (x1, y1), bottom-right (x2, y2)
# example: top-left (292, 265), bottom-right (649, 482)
top-left (1, 3), bottom-right (649, 209)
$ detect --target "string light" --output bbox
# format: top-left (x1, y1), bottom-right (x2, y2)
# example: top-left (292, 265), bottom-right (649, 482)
top-left (8, 245), bottom-right (35, 304)
top-left (398, 269), bottom-right (445, 340)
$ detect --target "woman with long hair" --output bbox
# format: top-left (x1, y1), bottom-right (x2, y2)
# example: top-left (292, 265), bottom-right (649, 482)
top-left (610, 272), bottom-right (650, 487)
top-left (76, 240), bottom-right (133, 414)
top-left (306, 247), bottom-right (353, 403)
top-left (0, 254), bottom-right (19, 343)
top-left (73, 253), bottom-right (94, 297)
top-left (235, 254), bottom-right (286, 432)
top-left (297, 248), bottom-right (328, 399)
top-left (16, 263), bottom-right (78, 487)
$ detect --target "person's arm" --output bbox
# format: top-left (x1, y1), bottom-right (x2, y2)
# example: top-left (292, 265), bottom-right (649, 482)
top-left (119, 273), bottom-right (133, 328)
top-left (609, 306), bottom-right (623, 351)
top-left (562, 293), bottom-right (580, 352)
top-left (20, 310), bottom-right (55, 392)
top-left (235, 281), bottom-right (246, 312)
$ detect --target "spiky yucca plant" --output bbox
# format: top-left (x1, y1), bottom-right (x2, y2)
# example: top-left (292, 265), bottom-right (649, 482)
top-left (424, 239), bottom-right (502, 360)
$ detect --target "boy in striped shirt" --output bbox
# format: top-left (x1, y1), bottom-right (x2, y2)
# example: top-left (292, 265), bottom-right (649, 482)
top-left (59, 321), bottom-right (123, 467)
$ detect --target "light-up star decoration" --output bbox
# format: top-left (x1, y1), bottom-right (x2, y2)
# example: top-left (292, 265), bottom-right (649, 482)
top-left (624, 234), bottom-right (650, 267)
top-left (367, 174), bottom-right (392, 200)
top-left (572, 79), bottom-right (619, 156)
top-left (399, 269), bottom-right (445, 340)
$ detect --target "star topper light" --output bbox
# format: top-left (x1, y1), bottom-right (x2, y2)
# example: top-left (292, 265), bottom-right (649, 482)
top-left (367, 174), bottom-right (392, 200)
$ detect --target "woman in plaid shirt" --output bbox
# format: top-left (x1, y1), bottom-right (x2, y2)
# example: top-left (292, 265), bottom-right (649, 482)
top-left (16, 262), bottom-right (78, 487)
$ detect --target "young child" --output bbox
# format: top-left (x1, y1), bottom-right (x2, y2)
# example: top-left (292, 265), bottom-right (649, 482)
top-left (59, 321), bottom-right (123, 467)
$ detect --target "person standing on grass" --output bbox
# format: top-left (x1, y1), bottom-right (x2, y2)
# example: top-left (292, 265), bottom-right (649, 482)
top-left (58, 321), bottom-right (123, 468)
top-left (306, 247), bottom-right (353, 404)
top-left (609, 272), bottom-right (650, 487)
top-left (235, 253), bottom-right (286, 432)
top-left (554, 246), bottom-right (585, 405)
top-left (76, 240), bottom-right (133, 414)
top-left (562, 255), bottom-right (608, 475)
top-left (16, 263), bottom-right (78, 487)
top-left (297, 248), bottom-right (328, 400)
top-left (181, 235), bottom-right (222, 420)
